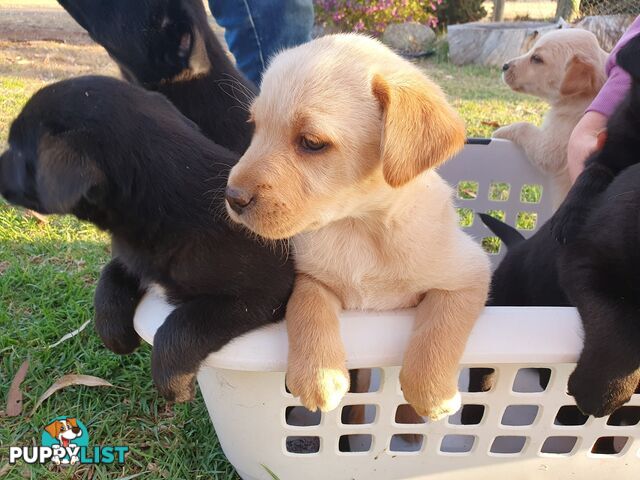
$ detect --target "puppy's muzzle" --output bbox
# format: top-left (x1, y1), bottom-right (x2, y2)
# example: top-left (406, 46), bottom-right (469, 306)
top-left (0, 150), bottom-right (38, 210)
top-left (225, 186), bottom-right (254, 214)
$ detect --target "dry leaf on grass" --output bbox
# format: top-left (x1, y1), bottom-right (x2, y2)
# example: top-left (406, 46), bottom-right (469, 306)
top-left (31, 374), bottom-right (113, 416)
top-left (48, 320), bottom-right (91, 349)
top-left (25, 209), bottom-right (49, 224)
top-left (0, 262), bottom-right (9, 276)
top-left (0, 463), bottom-right (12, 477)
top-left (5, 360), bottom-right (29, 417)
top-left (481, 120), bottom-right (501, 128)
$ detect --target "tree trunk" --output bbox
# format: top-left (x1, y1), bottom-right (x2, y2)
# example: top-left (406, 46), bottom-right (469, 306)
top-left (555, 0), bottom-right (581, 21)
top-left (493, 0), bottom-right (505, 21)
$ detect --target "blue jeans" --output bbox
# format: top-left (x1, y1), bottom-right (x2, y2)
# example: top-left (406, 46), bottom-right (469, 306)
top-left (209, 0), bottom-right (314, 86)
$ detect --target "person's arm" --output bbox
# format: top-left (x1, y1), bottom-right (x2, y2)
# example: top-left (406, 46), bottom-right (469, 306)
top-left (567, 111), bottom-right (607, 182)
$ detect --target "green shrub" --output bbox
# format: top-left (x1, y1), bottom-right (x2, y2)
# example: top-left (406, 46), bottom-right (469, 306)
top-left (436, 0), bottom-right (487, 28)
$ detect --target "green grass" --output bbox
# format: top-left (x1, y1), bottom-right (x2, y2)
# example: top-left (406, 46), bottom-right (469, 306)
top-left (0, 206), bottom-right (239, 479)
top-left (0, 57), bottom-right (547, 479)
top-left (0, 77), bottom-right (41, 146)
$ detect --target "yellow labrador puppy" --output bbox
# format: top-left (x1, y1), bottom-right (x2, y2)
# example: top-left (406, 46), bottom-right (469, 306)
top-left (495, 28), bottom-right (608, 205)
top-left (225, 34), bottom-right (490, 420)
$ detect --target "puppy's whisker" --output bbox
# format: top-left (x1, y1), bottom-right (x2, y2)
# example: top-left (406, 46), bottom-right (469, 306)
top-left (215, 80), bottom-right (252, 113)
top-left (220, 73), bottom-right (255, 99)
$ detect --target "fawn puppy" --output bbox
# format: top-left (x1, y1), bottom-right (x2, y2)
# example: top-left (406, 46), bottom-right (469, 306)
top-left (225, 34), bottom-right (490, 419)
top-left (496, 28), bottom-right (607, 206)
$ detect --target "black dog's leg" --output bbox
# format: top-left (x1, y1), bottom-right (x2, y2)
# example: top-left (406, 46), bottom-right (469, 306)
top-left (460, 368), bottom-right (495, 424)
top-left (550, 163), bottom-right (615, 244)
top-left (560, 252), bottom-right (640, 417)
top-left (151, 295), bottom-right (282, 402)
top-left (94, 258), bottom-right (145, 354)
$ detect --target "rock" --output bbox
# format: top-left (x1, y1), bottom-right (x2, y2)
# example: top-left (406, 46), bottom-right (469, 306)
top-left (576, 15), bottom-right (636, 52)
top-left (383, 22), bottom-right (436, 56)
top-left (448, 21), bottom-right (563, 66)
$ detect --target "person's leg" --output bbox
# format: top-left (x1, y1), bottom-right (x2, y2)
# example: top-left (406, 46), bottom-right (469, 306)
top-left (209, 0), bottom-right (313, 85)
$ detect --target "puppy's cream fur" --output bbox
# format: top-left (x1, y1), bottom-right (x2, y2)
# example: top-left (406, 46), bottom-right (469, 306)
top-left (227, 34), bottom-right (490, 419)
top-left (494, 28), bottom-right (608, 206)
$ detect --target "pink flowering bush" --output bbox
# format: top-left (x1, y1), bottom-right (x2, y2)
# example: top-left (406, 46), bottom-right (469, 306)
top-left (314, 0), bottom-right (442, 37)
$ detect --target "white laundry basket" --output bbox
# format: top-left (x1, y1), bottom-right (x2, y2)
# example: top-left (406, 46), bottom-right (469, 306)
top-left (133, 139), bottom-right (640, 480)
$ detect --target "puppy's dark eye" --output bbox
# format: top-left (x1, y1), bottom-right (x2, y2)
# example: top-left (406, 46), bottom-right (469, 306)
top-left (531, 54), bottom-right (543, 64)
top-left (300, 136), bottom-right (327, 153)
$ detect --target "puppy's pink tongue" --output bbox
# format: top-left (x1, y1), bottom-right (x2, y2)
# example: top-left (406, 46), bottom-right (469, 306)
top-left (62, 438), bottom-right (70, 448)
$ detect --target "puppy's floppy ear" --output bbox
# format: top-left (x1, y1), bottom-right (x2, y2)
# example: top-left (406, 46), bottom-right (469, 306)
top-left (44, 421), bottom-right (61, 439)
top-left (617, 35), bottom-right (640, 80)
top-left (67, 418), bottom-right (78, 427)
top-left (37, 131), bottom-right (105, 214)
top-left (372, 71), bottom-right (466, 188)
top-left (560, 56), bottom-right (606, 97)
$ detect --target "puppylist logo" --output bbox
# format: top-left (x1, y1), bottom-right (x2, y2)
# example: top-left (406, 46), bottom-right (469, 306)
top-left (9, 416), bottom-right (128, 466)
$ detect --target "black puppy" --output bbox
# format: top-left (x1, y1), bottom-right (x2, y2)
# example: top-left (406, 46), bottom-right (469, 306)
top-left (56, 0), bottom-right (260, 382)
top-left (554, 36), bottom-right (640, 417)
top-left (58, 0), bottom-right (255, 154)
top-left (557, 163), bottom-right (640, 416)
top-left (0, 76), bottom-right (294, 402)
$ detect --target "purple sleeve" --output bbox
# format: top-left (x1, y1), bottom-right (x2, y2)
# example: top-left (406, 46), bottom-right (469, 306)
top-left (587, 16), bottom-right (640, 118)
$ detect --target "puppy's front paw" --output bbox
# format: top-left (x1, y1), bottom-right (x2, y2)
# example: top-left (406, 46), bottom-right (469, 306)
top-left (94, 311), bottom-right (141, 354)
top-left (492, 123), bottom-right (526, 142)
top-left (568, 366), bottom-right (637, 418)
top-left (400, 364), bottom-right (461, 421)
top-left (286, 362), bottom-right (349, 412)
top-left (151, 350), bottom-right (197, 403)
top-left (492, 125), bottom-right (513, 140)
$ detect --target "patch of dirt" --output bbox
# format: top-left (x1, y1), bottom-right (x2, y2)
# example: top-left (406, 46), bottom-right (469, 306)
top-left (0, 7), bottom-right (91, 44)
top-left (0, 6), bottom-right (116, 79)
top-left (0, 39), bottom-right (116, 81)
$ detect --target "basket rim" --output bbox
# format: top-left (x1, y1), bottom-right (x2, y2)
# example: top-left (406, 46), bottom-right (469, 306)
top-left (133, 289), bottom-right (582, 372)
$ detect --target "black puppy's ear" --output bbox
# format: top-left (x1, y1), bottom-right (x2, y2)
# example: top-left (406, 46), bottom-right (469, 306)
top-left (36, 131), bottom-right (105, 214)
top-left (617, 35), bottom-right (640, 80)
top-left (160, 0), bottom-right (211, 75)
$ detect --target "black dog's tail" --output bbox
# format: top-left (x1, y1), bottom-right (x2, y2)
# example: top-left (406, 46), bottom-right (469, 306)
top-left (478, 213), bottom-right (525, 248)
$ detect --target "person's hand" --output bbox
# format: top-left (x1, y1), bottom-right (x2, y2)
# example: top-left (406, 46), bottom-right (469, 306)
top-left (567, 111), bottom-right (608, 182)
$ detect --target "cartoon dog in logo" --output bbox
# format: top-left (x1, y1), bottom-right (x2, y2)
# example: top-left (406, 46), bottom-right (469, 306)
top-left (44, 417), bottom-right (82, 465)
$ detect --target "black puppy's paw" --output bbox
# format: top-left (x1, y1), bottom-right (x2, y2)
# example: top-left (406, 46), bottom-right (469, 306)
top-left (568, 366), bottom-right (636, 417)
top-left (94, 259), bottom-right (144, 354)
top-left (94, 310), bottom-right (141, 355)
top-left (151, 324), bottom-right (198, 402)
top-left (151, 349), bottom-right (197, 403)
top-left (549, 205), bottom-right (588, 245)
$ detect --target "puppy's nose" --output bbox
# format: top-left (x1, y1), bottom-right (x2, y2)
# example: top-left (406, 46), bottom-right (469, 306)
top-left (502, 62), bottom-right (511, 72)
top-left (72, 427), bottom-right (81, 434)
top-left (225, 186), bottom-right (254, 214)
